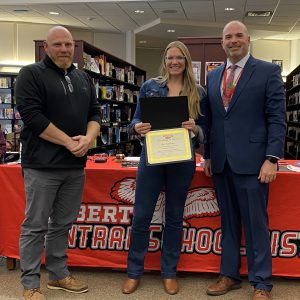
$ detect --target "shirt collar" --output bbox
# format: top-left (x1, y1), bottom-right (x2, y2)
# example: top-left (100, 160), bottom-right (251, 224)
top-left (226, 53), bottom-right (250, 70)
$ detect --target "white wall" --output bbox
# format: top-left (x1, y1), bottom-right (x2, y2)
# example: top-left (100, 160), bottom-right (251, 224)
top-left (93, 32), bottom-right (126, 61)
top-left (136, 47), bottom-right (164, 79)
top-left (0, 22), bottom-right (127, 72)
top-left (290, 39), bottom-right (300, 71)
top-left (0, 21), bottom-right (299, 77)
top-left (0, 23), bottom-right (15, 62)
top-left (251, 39), bottom-right (290, 77)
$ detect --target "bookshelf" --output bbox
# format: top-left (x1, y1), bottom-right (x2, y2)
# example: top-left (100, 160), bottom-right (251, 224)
top-left (285, 64), bottom-right (300, 159)
top-left (34, 40), bottom-right (146, 156)
top-left (0, 73), bottom-right (21, 151)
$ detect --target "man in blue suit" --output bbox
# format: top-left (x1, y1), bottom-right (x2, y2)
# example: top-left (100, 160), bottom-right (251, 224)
top-left (203, 21), bottom-right (286, 300)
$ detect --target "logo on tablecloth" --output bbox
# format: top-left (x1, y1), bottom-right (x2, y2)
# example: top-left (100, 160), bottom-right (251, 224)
top-left (110, 177), bottom-right (219, 226)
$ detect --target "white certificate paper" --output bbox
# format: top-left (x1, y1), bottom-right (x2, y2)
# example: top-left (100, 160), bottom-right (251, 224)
top-left (145, 128), bottom-right (193, 165)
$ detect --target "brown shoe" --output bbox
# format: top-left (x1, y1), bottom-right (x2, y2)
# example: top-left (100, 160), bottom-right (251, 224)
top-left (47, 275), bottom-right (88, 293)
top-left (122, 278), bottom-right (140, 294)
top-left (253, 289), bottom-right (271, 300)
top-left (206, 276), bottom-right (241, 296)
top-left (23, 288), bottom-right (46, 300)
top-left (162, 278), bottom-right (179, 295)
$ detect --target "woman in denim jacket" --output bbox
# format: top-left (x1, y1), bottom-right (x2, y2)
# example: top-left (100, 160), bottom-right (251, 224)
top-left (122, 41), bottom-right (206, 295)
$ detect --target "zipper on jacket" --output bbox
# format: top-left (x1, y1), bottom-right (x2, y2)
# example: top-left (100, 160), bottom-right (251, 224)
top-left (60, 80), bottom-right (67, 95)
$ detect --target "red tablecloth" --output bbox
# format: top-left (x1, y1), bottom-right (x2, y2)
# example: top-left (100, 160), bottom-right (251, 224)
top-left (0, 158), bottom-right (300, 277)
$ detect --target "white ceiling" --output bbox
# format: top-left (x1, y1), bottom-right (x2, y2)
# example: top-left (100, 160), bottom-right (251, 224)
top-left (0, 0), bottom-right (300, 48)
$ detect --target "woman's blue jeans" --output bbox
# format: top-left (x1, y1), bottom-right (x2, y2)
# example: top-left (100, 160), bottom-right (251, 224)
top-left (127, 152), bottom-right (195, 279)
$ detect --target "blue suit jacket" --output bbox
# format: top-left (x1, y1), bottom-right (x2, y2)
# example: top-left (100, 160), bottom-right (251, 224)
top-left (203, 55), bottom-right (286, 174)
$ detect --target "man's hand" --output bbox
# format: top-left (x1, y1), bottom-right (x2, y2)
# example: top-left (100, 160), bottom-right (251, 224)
top-left (258, 160), bottom-right (277, 183)
top-left (70, 135), bottom-right (92, 157)
top-left (204, 159), bottom-right (212, 177)
top-left (64, 138), bottom-right (79, 153)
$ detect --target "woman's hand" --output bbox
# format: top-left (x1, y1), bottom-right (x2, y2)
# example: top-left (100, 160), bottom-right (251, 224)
top-left (134, 122), bottom-right (151, 136)
top-left (182, 118), bottom-right (198, 135)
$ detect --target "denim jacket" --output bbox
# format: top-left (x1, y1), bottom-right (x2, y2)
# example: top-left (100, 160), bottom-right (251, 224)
top-left (128, 78), bottom-right (207, 148)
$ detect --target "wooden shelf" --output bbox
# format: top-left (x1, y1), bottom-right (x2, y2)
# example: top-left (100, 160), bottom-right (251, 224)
top-left (286, 84), bottom-right (300, 94)
top-left (286, 136), bottom-right (300, 144)
top-left (286, 103), bottom-right (300, 111)
top-left (98, 99), bottom-right (136, 106)
top-left (285, 65), bottom-right (300, 160)
top-left (85, 69), bottom-right (141, 91)
top-left (287, 121), bottom-right (300, 127)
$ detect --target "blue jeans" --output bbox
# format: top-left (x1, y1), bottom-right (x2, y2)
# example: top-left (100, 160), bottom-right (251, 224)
top-left (127, 151), bottom-right (195, 279)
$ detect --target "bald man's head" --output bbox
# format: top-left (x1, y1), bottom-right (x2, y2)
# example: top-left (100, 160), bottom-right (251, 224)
top-left (221, 20), bottom-right (250, 64)
top-left (44, 26), bottom-right (74, 71)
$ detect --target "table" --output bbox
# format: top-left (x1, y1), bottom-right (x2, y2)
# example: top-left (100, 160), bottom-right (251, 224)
top-left (0, 159), bottom-right (300, 277)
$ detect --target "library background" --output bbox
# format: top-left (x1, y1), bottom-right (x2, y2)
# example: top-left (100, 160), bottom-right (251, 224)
top-left (0, 1), bottom-right (300, 159)
top-left (1, 1), bottom-right (300, 296)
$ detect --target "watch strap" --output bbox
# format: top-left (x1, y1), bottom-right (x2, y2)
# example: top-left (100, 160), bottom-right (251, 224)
top-left (266, 156), bottom-right (278, 164)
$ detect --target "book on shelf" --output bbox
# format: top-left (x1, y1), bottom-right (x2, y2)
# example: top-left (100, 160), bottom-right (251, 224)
top-left (115, 67), bottom-right (125, 81)
top-left (100, 127), bottom-right (108, 145)
top-left (104, 86), bottom-right (113, 100)
top-left (90, 57), bottom-right (100, 74)
top-left (102, 103), bottom-right (110, 122)
top-left (115, 85), bottom-right (124, 101)
top-left (0, 108), bottom-right (13, 119)
top-left (92, 78), bottom-right (100, 99)
top-left (115, 108), bottom-right (121, 122)
top-left (0, 93), bottom-right (12, 104)
top-left (125, 66), bottom-right (135, 84)
top-left (120, 126), bottom-right (129, 142)
top-left (105, 62), bottom-right (113, 77)
top-left (3, 122), bottom-right (12, 133)
top-left (83, 52), bottom-right (91, 70)
top-left (0, 77), bottom-right (11, 88)
top-left (98, 54), bottom-right (106, 76)
top-left (124, 89), bottom-right (134, 103)
top-left (114, 126), bottom-right (120, 144)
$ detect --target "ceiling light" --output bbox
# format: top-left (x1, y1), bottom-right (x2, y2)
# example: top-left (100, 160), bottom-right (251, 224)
top-left (49, 11), bottom-right (59, 15)
top-left (246, 11), bottom-right (273, 17)
top-left (225, 8), bottom-right (235, 11)
top-left (167, 29), bottom-right (175, 33)
top-left (134, 10), bottom-right (144, 14)
top-left (139, 41), bottom-right (147, 44)
top-left (13, 9), bottom-right (29, 12)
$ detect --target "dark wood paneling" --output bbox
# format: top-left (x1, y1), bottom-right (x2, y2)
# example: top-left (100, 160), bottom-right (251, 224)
top-left (178, 37), bottom-right (226, 86)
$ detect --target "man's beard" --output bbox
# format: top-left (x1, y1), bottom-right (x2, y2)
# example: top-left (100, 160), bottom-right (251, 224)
top-left (53, 56), bottom-right (73, 70)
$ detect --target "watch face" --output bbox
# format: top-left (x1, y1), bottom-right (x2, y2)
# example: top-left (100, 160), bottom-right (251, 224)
top-left (267, 157), bottom-right (278, 164)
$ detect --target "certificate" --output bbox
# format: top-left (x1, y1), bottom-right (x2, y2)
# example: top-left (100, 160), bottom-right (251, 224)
top-left (145, 128), bottom-right (193, 165)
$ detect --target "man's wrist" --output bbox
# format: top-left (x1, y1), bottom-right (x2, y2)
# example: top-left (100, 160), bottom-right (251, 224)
top-left (266, 156), bottom-right (278, 164)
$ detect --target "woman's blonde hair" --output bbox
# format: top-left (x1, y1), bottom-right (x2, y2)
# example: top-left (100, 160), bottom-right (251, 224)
top-left (155, 41), bottom-right (201, 119)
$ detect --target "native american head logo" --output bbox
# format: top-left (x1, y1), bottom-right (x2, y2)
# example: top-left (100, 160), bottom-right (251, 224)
top-left (110, 178), bottom-right (219, 226)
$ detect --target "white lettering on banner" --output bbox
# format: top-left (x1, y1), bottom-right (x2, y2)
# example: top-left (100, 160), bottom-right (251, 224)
top-left (68, 177), bottom-right (300, 258)
top-left (278, 231), bottom-right (300, 257)
top-left (68, 224), bottom-right (300, 258)
top-left (76, 204), bottom-right (133, 225)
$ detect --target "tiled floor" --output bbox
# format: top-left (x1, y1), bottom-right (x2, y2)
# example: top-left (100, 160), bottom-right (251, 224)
top-left (1, 257), bottom-right (300, 300)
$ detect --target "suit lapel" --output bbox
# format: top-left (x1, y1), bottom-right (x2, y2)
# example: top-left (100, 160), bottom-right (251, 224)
top-left (227, 56), bottom-right (256, 113)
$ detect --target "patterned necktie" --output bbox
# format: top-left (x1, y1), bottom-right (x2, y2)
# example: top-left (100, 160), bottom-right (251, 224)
top-left (222, 64), bottom-right (237, 109)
